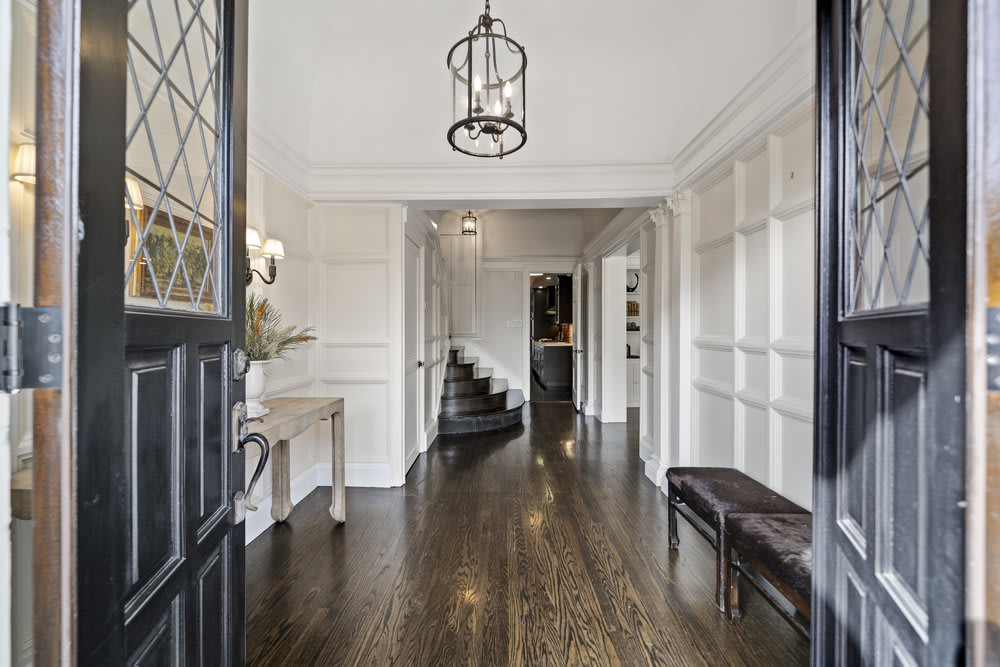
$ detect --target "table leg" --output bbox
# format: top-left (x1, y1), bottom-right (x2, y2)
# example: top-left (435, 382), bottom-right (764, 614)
top-left (270, 439), bottom-right (293, 522)
top-left (329, 410), bottom-right (345, 523)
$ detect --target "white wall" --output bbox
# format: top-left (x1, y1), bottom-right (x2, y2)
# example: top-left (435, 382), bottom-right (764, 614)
top-left (680, 106), bottom-right (815, 509)
top-left (243, 164), bottom-right (325, 542)
top-left (312, 204), bottom-right (405, 488)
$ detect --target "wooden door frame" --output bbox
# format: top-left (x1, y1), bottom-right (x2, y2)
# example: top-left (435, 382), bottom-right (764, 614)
top-left (33, 1), bottom-right (80, 663)
top-left (967, 1), bottom-right (1000, 663)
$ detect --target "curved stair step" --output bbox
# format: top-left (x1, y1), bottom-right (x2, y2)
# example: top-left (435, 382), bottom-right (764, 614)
top-left (445, 356), bottom-right (479, 379)
top-left (438, 389), bottom-right (525, 435)
top-left (442, 368), bottom-right (494, 397)
top-left (440, 379), bottom-right (509, 416)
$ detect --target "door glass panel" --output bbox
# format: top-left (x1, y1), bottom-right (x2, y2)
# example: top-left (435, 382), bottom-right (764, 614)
top-left (124, 0), bottom-right (225, 313)
top-left (846, 0), bottom-right (929, 312)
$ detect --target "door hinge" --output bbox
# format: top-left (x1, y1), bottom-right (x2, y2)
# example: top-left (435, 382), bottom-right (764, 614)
top-left (988, 307), bottom-right (1000, 391)
top-left (1, 304), bottom-right (63, 394)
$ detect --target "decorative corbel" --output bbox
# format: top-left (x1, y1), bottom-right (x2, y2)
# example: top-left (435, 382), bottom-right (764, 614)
top-left (665, 191), bottom-right (692, 217)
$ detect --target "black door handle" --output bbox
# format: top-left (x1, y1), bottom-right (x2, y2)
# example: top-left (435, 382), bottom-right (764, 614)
top-left (417, 360), bottom-right (425, 367)
top-left (237, 432), bottom-right (270, 512)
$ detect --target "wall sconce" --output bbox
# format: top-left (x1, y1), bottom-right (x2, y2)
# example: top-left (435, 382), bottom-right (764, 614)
top-left (246, 227), bottom-right (283, 285)
top-left (11, 143), bottom-right (36, 184)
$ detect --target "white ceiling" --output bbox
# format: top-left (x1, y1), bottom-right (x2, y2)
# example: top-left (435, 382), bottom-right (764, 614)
top-left (248, 0), bottom-right (810, 197)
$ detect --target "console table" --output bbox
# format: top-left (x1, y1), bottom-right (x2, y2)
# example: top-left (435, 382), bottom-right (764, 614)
top-left (249, 397), bottom-right (345, 524)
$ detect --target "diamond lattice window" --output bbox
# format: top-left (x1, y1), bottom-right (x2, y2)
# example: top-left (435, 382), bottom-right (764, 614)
top-left (847, 0), bottom-right (929, 313)
top-left (124, 0), bottom-right (225, 313)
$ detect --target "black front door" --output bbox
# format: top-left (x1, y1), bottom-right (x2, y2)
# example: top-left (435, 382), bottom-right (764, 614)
top-left (76, 0), bottom-right (249, 663)
top-left (814, 0), bottom-right (967, 663)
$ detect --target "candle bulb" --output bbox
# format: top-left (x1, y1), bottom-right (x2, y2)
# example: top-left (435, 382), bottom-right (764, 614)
top-left (473, 75), bottom-right (482, 92)
top-left (503, 81), bottom-right (512, 98)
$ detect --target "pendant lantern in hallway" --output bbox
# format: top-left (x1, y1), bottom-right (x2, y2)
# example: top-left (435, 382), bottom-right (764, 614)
top-left (447, 0), bottom-right (527, 158)
top-left (462, 210), bottom-right (478, 235)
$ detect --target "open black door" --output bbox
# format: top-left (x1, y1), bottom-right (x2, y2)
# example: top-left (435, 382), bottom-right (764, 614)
top-left (75, 0), bottom-right (249, 663)
top-left (814, 0), bottom-right (967, 663)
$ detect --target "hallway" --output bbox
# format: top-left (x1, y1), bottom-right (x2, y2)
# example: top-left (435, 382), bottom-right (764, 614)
top-left (246, 404), bottom-right (808, 665)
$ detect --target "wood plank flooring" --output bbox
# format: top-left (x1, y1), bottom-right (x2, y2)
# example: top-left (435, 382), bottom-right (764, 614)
top-left (246, 403), bottom-right (809, 666)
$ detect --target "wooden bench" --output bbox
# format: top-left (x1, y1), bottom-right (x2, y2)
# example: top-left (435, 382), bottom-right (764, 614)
top-left (725, 513), bottom-right (812, 637)
top-left (666, 467), bottom-right (808, 612)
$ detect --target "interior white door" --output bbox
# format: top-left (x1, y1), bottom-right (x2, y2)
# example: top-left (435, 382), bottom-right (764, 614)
top-left (404, 238), bottom-right (421, 472)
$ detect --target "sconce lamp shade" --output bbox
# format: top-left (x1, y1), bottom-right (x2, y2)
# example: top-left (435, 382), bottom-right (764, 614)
top-left (11, 143), bottom-right (36, 184)
top-left (125, 177), bottom-right (144, 210)
top-left (261, 238), bottom-right (285, 259)
top-left (246, 227), bottom-right (262, 251)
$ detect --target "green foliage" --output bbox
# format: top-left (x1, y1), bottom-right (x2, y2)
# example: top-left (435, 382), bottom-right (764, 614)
top-left (245, 293), bottom-right (316, 361)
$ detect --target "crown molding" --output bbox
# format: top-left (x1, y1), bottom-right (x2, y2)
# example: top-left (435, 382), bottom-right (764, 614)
top-left (672, 25), bottom-right (815, 190)
top-left (582, 207), bottom-right (651, 261)
top-left (247, 122), bottom-right (311, 200)
top-left (305, 161), bottom-right (674, 205)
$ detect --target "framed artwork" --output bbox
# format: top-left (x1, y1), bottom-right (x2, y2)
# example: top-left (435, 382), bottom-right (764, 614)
top-left (126, 206), bottom-right (217, 309)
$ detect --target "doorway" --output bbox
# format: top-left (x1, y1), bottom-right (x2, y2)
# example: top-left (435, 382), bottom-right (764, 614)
top-left (529, 273), bottom-right (573, 401)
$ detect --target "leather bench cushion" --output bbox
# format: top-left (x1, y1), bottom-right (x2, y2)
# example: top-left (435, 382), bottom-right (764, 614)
top-left (666, 467), bottom-right (808, 526)
top-left (727, 513), bottom-right (813, 603)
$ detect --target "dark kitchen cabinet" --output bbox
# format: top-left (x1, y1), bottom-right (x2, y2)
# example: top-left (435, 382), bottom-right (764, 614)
top-left (556, 275), bottom-right (572, 324)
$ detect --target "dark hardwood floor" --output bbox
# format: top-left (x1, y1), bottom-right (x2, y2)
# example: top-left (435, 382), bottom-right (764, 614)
top-left (246, 403), bottom-right (809, 666)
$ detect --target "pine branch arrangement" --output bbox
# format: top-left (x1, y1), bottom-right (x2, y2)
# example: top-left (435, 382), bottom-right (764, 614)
top-left (245, 293), bottom-right (316, 362)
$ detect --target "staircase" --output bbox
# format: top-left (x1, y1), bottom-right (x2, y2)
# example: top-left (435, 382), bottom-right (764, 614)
top-left (438, 346), bottom-right (524, 435)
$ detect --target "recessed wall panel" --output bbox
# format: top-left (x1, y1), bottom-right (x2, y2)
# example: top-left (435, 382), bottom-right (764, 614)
top-left (778, 210), bottom-right (815, 339)
top-left (321, 262), bottom-right (388, 340)
top-left (697, 172), bottom-right (735, 242)
top-left (839, 347), bottom-right (868, 551)
top-left (778, 413), bottom-right (813, 509)
top-left (697, 391), bottom-right (734, 466)
top-left (319, 208), bottom-right (389, 257)
top-left (741, 403), bottom-right (768, 483)
top-left (320, 382), bottom-right (389, 461)
top-left (320, 344), bottom-right (389, 379)
top-left (744, 150), bottom-right (771, 221)
top-left (696, 242), bottom-right (734, 339)
top-left (696, 347), bottom-right (733, 387)
top-left (779, 353), bottom-right (814, 405)
top-left (741, 350), bottom-right (767, 395)
top-left (740, 226), bottom-right (769, 339)
top-left (780, 120), bottom-right (814, 206)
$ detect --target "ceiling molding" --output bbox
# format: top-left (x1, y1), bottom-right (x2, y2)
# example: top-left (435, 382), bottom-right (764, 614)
top-left (247, 123), bottom-right (311, 200)
top-left (672, 25), bottom-right (815, 190)
top-left (582, 207), bottom-right (652, 261)
top-left (305, 161), bottom-right (674, 205)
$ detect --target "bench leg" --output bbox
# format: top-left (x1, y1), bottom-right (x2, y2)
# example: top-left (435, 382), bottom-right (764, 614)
top-left (716, 523), bottom-right (727, 612)
top-left (668, 488), bottom-right (679, 549)
top-left (727, 551), bottom-right (742, 622)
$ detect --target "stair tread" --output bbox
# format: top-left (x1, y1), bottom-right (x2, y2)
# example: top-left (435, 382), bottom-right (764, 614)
top-left (449, 346), bottom-right (464, 352)
top-left (448, 356), bottom-right (478, 367)
top-left (440, 378), bottom-right (507, 399)
top-left (443, 368), bottom-right (493, 382)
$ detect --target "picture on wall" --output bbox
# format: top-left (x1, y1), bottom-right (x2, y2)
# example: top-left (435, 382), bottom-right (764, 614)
top-left (126, 205), bottom-right (217, 310)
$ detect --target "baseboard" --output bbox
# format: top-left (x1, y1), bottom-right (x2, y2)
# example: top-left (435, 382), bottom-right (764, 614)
top-left (638, 435), bottom-right (654, 462)
top-left (423, 418), bottom-right (438, 452)
top-left (345, 461), bottom-right (392, 488)
top-left (404, 445), bottom-right (420, 475)
top-left (644, 455), bottom-right (667, 488)
top-left (246, 463), bottom-right (324, 544)
top-left (583, 401), bottom-right (595, 416)
top-left (245, 459), bottom-right (392, 545)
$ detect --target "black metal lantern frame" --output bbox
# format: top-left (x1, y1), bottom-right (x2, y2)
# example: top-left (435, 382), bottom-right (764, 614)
top-left (447, 0), bottom-right (526, 158)
top-left (462, 210), bottom-right (478, 235)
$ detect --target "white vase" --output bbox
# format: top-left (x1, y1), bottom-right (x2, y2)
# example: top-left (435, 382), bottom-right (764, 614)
top-left (245, 360), bottom-right (271, 417)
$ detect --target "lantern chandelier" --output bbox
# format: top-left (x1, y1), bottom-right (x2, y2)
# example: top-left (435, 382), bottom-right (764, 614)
top-left (447, 0), bottom-right (527, 158)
